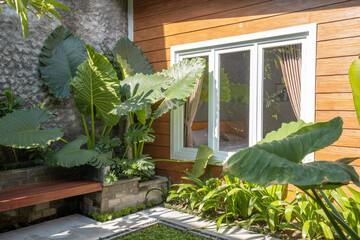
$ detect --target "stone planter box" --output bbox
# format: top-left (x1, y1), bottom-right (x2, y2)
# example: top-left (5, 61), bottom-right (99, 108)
top-left (81, 175), bottom-right (168, 214)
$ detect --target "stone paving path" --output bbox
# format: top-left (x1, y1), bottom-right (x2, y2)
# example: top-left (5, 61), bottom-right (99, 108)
top-left (0, 207), bottom-right (278, 240)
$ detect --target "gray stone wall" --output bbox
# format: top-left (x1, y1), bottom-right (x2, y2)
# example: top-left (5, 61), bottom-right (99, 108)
top-left (0, 0), bottom-right (128, 142)
top-left (81, 176), bottom-right (168, 214)
top-left (0, 166), bottom-right (77, 190)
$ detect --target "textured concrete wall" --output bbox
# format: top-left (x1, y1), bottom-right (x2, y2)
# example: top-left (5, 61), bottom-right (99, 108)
top-left (0, 0), bottom-right (128, 142)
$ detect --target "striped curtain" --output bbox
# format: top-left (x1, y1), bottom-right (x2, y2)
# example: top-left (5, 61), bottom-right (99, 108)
top-left (184, 76), bottom-right (204, 147)
top-left (279, 45), bottom-right (302, 119)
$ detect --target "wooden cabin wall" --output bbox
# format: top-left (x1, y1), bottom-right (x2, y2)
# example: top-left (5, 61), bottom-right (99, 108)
top-left (133, 0), bottom-right (360, 185)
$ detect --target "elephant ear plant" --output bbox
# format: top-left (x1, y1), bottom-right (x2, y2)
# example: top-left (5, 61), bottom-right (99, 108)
top-left (224, 117), bottom-right (360, 239)
top-left (37, 26), bottom-right (207, 180)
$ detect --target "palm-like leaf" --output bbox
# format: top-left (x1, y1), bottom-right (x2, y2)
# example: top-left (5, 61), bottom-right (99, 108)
top-left (39, 25), bottom-right (87, 99)
top-left (152, 58), bottom-right (206, 119)
top-left (224, 117), bottom-right (360, 189)
top-left (110, 73), bottom-right (174, 116)
top-left (191, 145), bottom-right (215, 177)
top-left (46, 135), bottom-right (98, 167)
top-left (124, 123), bottom-right (154, 145)
top-left (113, 37), bottom-right (154, 76)
top-left (0, 108), bottom-right (63, 149)
top-left (70, 45), bottom-right (121, 127)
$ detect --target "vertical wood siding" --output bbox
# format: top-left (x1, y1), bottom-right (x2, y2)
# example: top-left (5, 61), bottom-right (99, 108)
top-left (134, 0), bottom-right (360, 183)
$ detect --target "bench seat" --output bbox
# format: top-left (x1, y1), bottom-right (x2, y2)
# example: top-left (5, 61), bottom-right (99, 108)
top-left (0, 179), bottom-right (102, 212)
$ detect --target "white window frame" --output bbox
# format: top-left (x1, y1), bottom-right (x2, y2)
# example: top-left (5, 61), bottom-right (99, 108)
top-left (170, 24), bottom-right (317, 163)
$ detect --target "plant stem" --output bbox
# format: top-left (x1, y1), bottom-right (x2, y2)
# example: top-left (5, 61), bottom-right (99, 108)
top-left (101, 126), bottom-right (107, 136)
top-left (320, 190), bottom-right (360, 240)
top-left (90, 106), bottom-right (95, 147)
top-left (81, 114), bottom-right (91, 148)
top-left (11, 148), bottom-right (18, 163)
top-left (308, 189), bottom-right (347, 240)
top-left (122, 145), bottom-right (129, 160)
top-left (105, 126), bottom-right (112, 136)
top-left (59, 138), bottom-right (68, 144)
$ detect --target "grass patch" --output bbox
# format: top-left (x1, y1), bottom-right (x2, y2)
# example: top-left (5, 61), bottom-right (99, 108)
top-left (114, 224), bottom-right (209, 240)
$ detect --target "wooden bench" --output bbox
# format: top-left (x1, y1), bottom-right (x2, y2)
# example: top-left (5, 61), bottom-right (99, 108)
top-left (0, 179), bottom-right (102, 212)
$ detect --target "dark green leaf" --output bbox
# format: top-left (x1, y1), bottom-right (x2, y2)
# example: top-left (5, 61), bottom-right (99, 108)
top-left (47, 135), bottom-right (98, 167)
top-left (113, 37), bottom-right (153, 75)
top-left (39, 25), bottom-right (87, 99)
top-left (224, 117), bottom-right (360, 189)
top-left (70, 45), bottom-right (121, 126)
top-left (0, 108), bottom-right (63, 149)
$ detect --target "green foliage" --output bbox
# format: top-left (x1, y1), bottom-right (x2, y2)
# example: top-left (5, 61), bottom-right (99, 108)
top-left (115, 224), bottom-right (209, 240)
top-left (88, 212), bottom-right (112, 222)
top-left (136, 203), bottom-right (146, 210)
top-left (349, 55), bottom-right (360, 127)
top-left (110, 73), bottom-right (174, 117)
top-left (104, 170), bottom-right (118, 183)
top-left (0, 107), bottom-right (63, 149)
top-left (284, 190), bottom-right (334, 240)
top-left (118, 155), bottom-right (155, 181)
top-left (224, 117), bottom-right (360, 189)
top-left (124, 123), bottom-right (154, 145)
top-left (113, 37), bottom-right (154, 76)
top-left (147, 200), bottom-right (158, 208)
top-left (191, 145), bottom-right (214, 178)
top-left (46, 135), bottom-right (98, 167)
top-left (2, 0), bottom-right (70, 39)
top-left (39, 25), bottom-right (87, 99)
top-left (70, 45), bottom-right (121, 128)
top-left (329, 186), bottom-right (360, 236)
top-left (152, 58), bottom-right (207, 119)
top-left (0, 89), bottom-right (24, 117)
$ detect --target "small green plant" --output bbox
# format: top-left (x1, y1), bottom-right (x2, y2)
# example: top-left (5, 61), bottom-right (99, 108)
top-left (117, 155), bottom-right (155, 181)
top-left (115, 224), bottom-right (209, 240)
top-left (88, 212), bottom-right (112, 222)
top-left (0, 89), bottom-right (24, 118)
top-left (136, 203), bottom-right (146, 210)
top-left (147, 200), bottom-right (158, 208)
top-left (104, 170), bottom-right (118, 183)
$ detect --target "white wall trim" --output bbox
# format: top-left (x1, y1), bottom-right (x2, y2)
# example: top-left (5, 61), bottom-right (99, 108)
top-left (127, 0), bottom-right (134, 41)
top-left (170, 24), bottom-right (317, 162)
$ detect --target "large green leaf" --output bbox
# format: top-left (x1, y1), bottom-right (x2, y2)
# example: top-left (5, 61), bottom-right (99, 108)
top-left (110, 73), bottom-right (174, 116)
top-left (70, 45), bottom-right (121, 127)
top-left (349, 55), bottom-right (360, 127)
top-left (191, 145), bottom-right (215, 177)
top-left (113, 37), bottom-right (154, 76)
top-left (258, 119), bottom-right (311, 144)
top-left (152, 58), bottom-right (206, 119)
top-left (224, 117), bottom-right (360, 189)
top-left (47, 135), bottom-right (99, 167)
top-left (0, 108), bottom-right (63, 149)
top-left (39, 25), bottom-right (87, 99)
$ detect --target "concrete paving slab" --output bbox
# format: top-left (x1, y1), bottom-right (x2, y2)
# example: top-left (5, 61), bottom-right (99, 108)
top-left (0, 207), bottom-right (279, 240)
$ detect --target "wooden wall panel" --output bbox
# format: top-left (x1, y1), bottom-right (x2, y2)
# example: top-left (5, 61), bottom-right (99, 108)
top-left (134, 0), bottom-right (360, 183)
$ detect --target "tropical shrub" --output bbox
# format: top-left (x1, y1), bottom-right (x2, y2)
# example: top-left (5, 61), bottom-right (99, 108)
top-left (224, 117), bottom-right (360, 239)
top-left (0, 0), bottom-right (70, 39)
top-left (36, 25), bottom-right (207, 182)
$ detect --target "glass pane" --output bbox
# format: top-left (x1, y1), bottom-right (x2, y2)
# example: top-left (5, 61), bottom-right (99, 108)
top-left (262, 44), bottom-right (300, 137)
top-left (183, 56), bottom-right (209, 148)
top-left (219, 51), bottom-right (250, 152)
